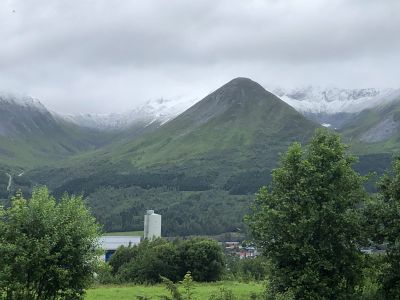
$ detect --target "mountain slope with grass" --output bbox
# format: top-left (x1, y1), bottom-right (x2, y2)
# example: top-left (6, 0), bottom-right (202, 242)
top-left (23, 78), bottom-right (321, 235)
top-left (340, 91), bottom-right (400, 154)
top-left (336, 92), bottom-right (400, 185)
top-left (276, 86), bottom-right (397, 129)
top-left (109, 77), bottom-right (319, 169)
top-left (0, 95), bottom-right (118, 168)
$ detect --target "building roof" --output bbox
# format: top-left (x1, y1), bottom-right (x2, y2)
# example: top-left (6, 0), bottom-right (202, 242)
top-left (99, 236), bottom-right (141, 251)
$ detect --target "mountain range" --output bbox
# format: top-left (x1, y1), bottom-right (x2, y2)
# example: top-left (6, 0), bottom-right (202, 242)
top-left (60, 98), bottom-right (194, 130)
top-left (0, 78), bottom-right (399, 236)
top-left (275, 86), bottom-right (400, 129)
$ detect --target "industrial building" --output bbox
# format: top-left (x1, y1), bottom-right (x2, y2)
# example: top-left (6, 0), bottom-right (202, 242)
top-left (99, 209), bottom-right (162, 261)
top-left (144, 209), bottom-right (162, 239)
top-left (99, 235), bottom-right (141, 261)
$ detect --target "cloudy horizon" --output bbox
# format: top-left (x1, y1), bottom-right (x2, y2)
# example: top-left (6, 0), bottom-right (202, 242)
top-left (1, 0), bottom-right (399, 114)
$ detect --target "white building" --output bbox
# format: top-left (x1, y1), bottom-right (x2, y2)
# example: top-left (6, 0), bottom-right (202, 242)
top-left (144, 210), bottom-right (162, 239)
top-left (99, 235), bottom-right (141, 261)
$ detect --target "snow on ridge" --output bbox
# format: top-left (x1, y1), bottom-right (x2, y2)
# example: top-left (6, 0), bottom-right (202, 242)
top-left (0, 92), bottom-right (47, 112)
top-left (0, 92), bottom-right (196, 130)
top-left (275, 86), bottom-right (398, 114)
top-left (61, 97), bottom-right (195, 130)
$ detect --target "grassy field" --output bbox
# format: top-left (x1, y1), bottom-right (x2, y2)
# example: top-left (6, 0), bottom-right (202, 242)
top-left (86, 281), bottom-right (265, 299)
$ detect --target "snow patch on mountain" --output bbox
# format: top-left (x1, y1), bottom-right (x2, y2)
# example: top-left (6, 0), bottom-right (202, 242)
top-left (61, 98), bottom-right (195, 130)
top-left (0, 92), bottom-right (47, 112)
top-left (274, 86), bottom-right (397, 114)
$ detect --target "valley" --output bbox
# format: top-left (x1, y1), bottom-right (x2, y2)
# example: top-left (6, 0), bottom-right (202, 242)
top-left (1, 78), bottom-right (399, 236)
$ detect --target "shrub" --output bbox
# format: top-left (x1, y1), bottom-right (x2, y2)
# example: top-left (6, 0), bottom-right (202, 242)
top-left (110, 238), bottom-right (224, 284)
top-left (178, 238), bottom-right (225, 282)
top-left (226, 256), bottom-right (268, 282)
top-left (0, 187), bottom-right (100, 299)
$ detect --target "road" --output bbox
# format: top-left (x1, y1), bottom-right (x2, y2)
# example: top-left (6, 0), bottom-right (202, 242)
top-left (5, 172), bottom-right (12, 191)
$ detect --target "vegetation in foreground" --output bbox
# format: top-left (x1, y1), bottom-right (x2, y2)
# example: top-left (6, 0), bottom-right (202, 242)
top-left (0, 187), bottom-right (100, 300)
top-left (247, 129), bottom-right (400, 299)
top-left (2, 130), bottom-right (400, 299)
top-left (86, 281), bottom-right (264, 300)
top-left (106, 238), bottom-right (225, 284)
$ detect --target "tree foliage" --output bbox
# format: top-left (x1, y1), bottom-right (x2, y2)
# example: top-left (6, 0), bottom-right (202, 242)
top-left (86, 186), bottom-right (250, 236)
top-left (247, 129), bottom-right (367, 299)
top-left (178, 238), bottom-right (225, 282)
top-left (109, 238), bottom-right (225, 284)
top-left (225, 256), bottom-right (268, 282)
top-left (366, 157), bottom-right (400, 298)
top-left (0, 186), bottom-right (100, 300)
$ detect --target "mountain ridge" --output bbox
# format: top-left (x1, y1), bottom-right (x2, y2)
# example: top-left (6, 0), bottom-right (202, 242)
top-left (2, 77), bottom-right (397, 236)
top-left (103, 77), bottom-right (320, 169)
top-left (18, 77), bottom-right (320, 235)
top-left (0, 95), bottom-right (117, 167)
top-left (58, 97), bottom-right (194, 130)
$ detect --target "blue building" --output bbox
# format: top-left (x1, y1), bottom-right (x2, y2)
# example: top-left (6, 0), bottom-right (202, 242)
top-left (99, 235), bottom-right (141, 262)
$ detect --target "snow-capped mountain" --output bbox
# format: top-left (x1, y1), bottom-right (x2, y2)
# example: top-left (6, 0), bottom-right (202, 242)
top-left (0, 92), bottom-right (47, 112)
top-left (0, 93), bottom-right (72, 139)
top-left (274, 87), bottom-right (400, 129)
top-left (61, 98), bottom-right (194, 130)
top-left (275, 87), bottom-right (396, 114)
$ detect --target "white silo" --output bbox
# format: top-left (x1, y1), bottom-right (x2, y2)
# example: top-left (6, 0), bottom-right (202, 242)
top-left (144, 210), bottom-right (161, 239)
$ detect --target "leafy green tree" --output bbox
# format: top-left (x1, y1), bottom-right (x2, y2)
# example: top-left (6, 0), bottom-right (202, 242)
top-left (247, 130), bottom-right (367, 299)
top-left (117, 239), bottom-right (181, 284)
top-left (179, 238), bottom-right (225, 282)
top-left (110, 238), bottom-right (224, 284)
top-left (0, 187), bottom-right (100, 300)
top-left (367, 157), bottom-right (400, 298)
top-left (109, 244), bottom-right (139, 275)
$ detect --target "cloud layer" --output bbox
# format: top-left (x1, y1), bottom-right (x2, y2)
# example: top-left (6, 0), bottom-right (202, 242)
top-left (1, 0), bottom-right (399, 113)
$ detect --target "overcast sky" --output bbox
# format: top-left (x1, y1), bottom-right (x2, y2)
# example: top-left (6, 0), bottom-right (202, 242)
top-left (1, 0), bottom-right (399, 114)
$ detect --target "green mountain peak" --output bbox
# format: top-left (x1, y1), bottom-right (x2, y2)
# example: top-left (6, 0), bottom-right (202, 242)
top-left (108, 78), bottom-right (320, 170)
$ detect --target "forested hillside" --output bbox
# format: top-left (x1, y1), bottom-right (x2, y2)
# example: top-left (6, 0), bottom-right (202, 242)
top-left (1, 78), bottom-right (398, 236)
top-left (9, 78), bottom-right (319, 235)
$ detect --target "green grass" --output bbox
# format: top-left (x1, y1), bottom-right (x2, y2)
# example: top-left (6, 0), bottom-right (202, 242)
top-left (86, 281), bottom-right (265, 300)
top-left (103, 231), bottom-right (144, 237)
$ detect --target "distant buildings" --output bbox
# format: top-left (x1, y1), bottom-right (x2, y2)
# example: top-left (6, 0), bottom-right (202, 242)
top-left (99, 209), bottom-right (162, 261)
top-left (224, 241), bottom-right (259, 258)
top-left (99, 236), bottom-right (141, 262)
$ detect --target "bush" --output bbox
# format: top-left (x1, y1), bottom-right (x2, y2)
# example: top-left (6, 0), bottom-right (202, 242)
top-left (178, 238), bottom-right (225, 282)
top-left (226, 256), bottom-right (268, 282)
top-left (95, 262), bottom-right (117, 285)
top-left (0, 187), bottom-right (101, 299)
top-left (109, 238), bottom-right (224, 284)
top-left (209, 287), bottom-right (236, 300)
top-left (109, 243), bottom-right (139, 275)
top-left (116, 239), bottom-right (180, 284)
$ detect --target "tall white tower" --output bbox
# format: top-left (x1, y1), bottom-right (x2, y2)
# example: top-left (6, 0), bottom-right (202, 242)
top-left (144, 210), bottom-right (161, 239)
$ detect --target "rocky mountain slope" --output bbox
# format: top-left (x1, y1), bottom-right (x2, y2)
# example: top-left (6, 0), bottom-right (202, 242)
top-left (60, 98), bottom-right (193, 130)
top-left (339, 91), bottom-right (400, 153)
top-left (275, 87), bottom-right (398, 129)
top-left (0, 94), bottom-right (115, 167)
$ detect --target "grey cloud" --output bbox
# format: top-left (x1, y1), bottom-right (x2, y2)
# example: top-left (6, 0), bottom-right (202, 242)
top-left (0, 0), bottom-right (399, 113)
